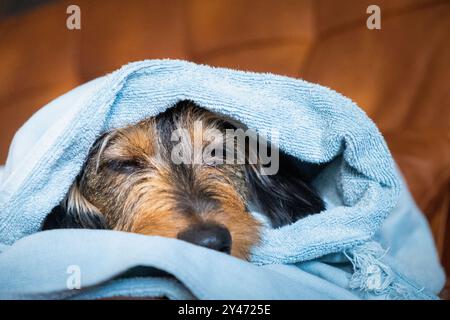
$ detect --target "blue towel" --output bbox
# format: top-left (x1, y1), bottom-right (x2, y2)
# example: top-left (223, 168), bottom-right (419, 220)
top-left (0, 60), bottom-right (445, 299)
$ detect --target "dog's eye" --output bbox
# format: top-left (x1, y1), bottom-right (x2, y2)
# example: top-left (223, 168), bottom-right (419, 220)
top-left (105, 159), bottom-right (143, 173)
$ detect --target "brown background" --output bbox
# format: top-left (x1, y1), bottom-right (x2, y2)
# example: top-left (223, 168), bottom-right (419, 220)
top-left (0, 0), bottom-right (449, 294)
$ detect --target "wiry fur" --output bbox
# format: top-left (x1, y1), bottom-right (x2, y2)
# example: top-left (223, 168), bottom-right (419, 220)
top-left (43, 101), bottom-right (325, 259)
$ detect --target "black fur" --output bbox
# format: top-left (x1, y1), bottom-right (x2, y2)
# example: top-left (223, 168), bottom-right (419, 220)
top-left (245, 151), bottom-right (325, 228)
top-left (42, 200), bottom-right (107, 230)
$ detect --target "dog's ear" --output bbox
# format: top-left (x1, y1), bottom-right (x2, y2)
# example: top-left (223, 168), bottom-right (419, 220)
top-left (245, 151), bottom-right (325, 228)
top-left (42, 181), bottom-right (107, 230)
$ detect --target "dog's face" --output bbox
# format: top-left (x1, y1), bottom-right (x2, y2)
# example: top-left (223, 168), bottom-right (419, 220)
top-left (43, 101), bottom-right (325, 260)
top-left (73, 105), bottom-right (260, 259)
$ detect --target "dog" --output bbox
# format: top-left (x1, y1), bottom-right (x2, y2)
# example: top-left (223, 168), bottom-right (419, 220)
top-left (43, 100), bottom-right (325, 259)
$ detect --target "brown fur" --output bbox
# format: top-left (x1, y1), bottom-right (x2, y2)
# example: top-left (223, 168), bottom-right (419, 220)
top-left (67, 103), bottom-right (261, 259)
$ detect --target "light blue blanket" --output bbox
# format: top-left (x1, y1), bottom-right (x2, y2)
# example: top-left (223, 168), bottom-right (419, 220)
top-left (0, 60), bottom-right (445, 299)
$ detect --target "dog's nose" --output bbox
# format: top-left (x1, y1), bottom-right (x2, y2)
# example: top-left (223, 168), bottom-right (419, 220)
top-left (177, 223), bottom-right (232, 254)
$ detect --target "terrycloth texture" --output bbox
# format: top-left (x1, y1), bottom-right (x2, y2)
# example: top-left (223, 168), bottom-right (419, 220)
top-left (0, 177), bottom-right (444, 299)
top-left (0, 60), bottom-right (445, 299)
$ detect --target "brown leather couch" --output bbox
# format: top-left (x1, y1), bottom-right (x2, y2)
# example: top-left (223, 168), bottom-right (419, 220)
top-left (0, 0), bottom-right (449, 295)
